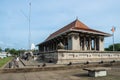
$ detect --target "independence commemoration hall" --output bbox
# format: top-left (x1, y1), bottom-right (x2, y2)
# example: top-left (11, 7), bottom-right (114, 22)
top-left (37, 19), bottom-right (120, 64)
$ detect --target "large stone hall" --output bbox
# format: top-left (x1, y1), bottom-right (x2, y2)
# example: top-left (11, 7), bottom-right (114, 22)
top-left (37, 19), bottom-right (120, 64)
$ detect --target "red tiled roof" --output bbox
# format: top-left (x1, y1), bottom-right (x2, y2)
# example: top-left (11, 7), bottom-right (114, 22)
top-left (45, 19), bottom-right (110, 41)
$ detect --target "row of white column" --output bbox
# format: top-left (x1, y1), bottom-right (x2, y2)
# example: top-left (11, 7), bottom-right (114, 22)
top-left (39, 33), bottom-right (104, 52)
top-left (81, 37), bottom-right (96, 51)
top-left (68, 33), bottom-right (104, 51)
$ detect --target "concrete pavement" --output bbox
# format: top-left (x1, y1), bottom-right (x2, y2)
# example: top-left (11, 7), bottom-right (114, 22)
top-left (0, 66), bottom-right (120, 80)
top-left (0, 69), bottom-right (84, 80)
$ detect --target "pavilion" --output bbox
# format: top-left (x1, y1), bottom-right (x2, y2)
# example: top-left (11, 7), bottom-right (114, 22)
top-left (37, 19), bottom-right (120, 64)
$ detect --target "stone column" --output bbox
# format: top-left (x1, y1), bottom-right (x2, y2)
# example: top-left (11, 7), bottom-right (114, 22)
top-left (46, 43), bottom-right (49, 51)
top-left (84, 37), bottom-right (87, 51)
top-left (42, 45), bottom-right (44, 52)
top-left (44, 45), bottom-right (46, 52)
top-left (63, 37), bottom-right (66, 49)
top-left (48, 42), bottom-right (50, 51)
top-left (55, 41), bottom-right (57, 50)
top-left (40, 45), bottom-right (42, 52)
top-left (96, 37), bottom-right (99, 50)
top-left (89, 37), bottom-right (91, 50)
top-left (80, 37), bottom-right (84, 51)
top-left (99, 36), bottom-right (104, 51)
top-left (68, 35), bottom-right (72, 50)
top-left (65, 37), bottom-right (68, 50)
top-left (51, 42), bottom-right (53, 51)
top-left (79, 36), bottom-right (81, 50)
top-left (47, 43), bottom-right (49, 51)
top-left (68, 33), bottom-right (80, 50)
top-left (53, 41), bottom-right (55, 51)
top-left (94, 38), bottom-right (96, 50)
top-left (47, 46), bottom-right (49, 51)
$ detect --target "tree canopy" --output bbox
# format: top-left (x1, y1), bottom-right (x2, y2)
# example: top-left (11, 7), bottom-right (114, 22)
top-left (0, 47), bottom-right (2, 52)
top-left (105, 43), bottom-right (120, 51)
top-left (5, 48), bottom-right (10, 52)
top-left (4, 48), bottom-right (19, 56)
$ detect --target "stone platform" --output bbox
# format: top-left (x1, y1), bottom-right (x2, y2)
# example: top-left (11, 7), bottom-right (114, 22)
top-left (41, 50), bottom-right (120, 64)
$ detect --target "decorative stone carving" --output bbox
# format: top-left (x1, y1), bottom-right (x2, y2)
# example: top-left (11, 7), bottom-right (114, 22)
top-left (57, 42), bottom-right (65, 49)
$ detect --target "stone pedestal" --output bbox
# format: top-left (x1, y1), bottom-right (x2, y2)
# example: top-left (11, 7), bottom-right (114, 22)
top-left (83, 68), bottom-right (107, 77)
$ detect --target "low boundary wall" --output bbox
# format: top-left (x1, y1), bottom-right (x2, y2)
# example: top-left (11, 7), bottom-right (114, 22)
top-left (0, 61), bottom-right (120, 73)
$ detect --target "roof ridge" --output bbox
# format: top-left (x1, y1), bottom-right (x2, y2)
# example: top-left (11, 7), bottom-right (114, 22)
top-left (45, 19), bottom-right (110, 41)
top-left (74, 19), bottom-right (89, 29)
top-left (45, 19), bottom-right (77, 41)
top-left (45, 19), bottom-right (90, 41)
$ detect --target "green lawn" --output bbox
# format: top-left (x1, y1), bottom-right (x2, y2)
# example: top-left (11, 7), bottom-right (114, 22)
top-left (0, 57), bottom-right (13, 68)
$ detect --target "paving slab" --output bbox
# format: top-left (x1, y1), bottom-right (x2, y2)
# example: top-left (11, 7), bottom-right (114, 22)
top-left (0, 66), bottom-right (120, 80)
top-left (2, 58), bottom-right (120, 80)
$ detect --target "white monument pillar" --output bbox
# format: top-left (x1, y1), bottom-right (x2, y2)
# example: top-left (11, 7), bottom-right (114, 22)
top-left (94, 38), bottom-right (96, 50)
top-left (79, 36), bottom-right (81, 50)
top-left (84, 37), bottom-right (87, 51)
top-left (89, 37), bottom-right (91, 50)
top-left (68, 33), bottom-right (80, 50)
top-left (99, 36), bottom-right (104, 51)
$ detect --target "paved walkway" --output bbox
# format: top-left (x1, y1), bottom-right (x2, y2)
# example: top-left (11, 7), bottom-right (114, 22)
top-left (0, 66), bottom-right (120, 80)
top-left (0, 69), bottom-right (82, 80)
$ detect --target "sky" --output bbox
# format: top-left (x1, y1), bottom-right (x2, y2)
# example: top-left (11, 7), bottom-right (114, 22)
top-left (0, 0), bottom-right (120, 49)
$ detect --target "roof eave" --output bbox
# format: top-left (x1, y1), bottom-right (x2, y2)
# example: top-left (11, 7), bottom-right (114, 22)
top-left (36, 28), bottom-right (112, 46)
top-left (36, 30), bottom-right (71, 46)
top-left (71, 29), bottom-right (112, 37)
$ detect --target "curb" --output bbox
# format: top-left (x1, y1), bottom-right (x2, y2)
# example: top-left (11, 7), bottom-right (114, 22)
top-left (0, 62), bottom-right (120, 73)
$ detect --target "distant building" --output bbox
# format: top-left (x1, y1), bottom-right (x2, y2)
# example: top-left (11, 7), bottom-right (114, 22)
top-left (37, 19), bottom-right (120, 64)
top-left (0, 52), bottom-right (11, 59)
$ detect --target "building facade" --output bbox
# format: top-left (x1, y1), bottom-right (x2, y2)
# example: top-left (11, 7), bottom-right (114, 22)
top-left (37, 19), bottom-right (120, 64)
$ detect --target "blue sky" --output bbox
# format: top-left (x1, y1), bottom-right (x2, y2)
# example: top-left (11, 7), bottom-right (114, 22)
top-left (0, 0), bottom-right (120, 49)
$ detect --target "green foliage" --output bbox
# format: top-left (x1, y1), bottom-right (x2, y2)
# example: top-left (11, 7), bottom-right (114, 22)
top-left (9, 48), bottom-right (19, 56)
top-left (4, 47), bottom-right (38, 56)
top-left (105, 43), bottom-right (120, 51)
top-left (0, 57), bottom-right (13, 67)
top-left (4, 48), bottom-right (19, 56)
top-left (0, 47), bottom-right (2, 52)
top-left (5, 48), bottom-right (10, 52)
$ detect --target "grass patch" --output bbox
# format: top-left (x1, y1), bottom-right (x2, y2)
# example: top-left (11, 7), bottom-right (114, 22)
top-left (0, 57), bottom-right (13, 68)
